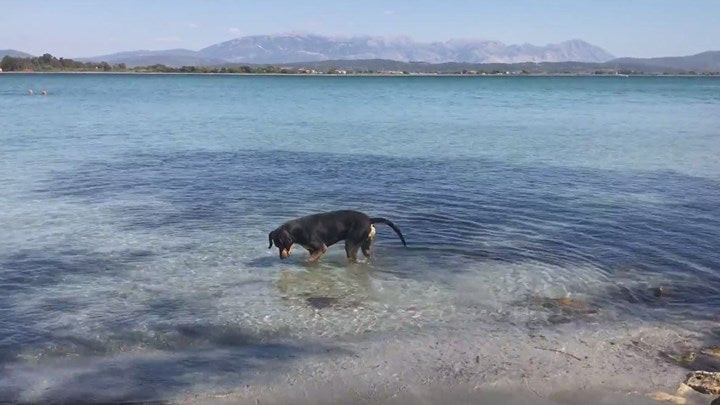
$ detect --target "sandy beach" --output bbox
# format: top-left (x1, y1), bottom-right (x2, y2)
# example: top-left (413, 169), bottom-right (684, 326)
top-left (175, 318), bottom-right (719, 404)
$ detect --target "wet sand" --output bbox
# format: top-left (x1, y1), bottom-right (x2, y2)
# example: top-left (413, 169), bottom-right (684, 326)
top-left (180, 320), bottom-right (719, 404)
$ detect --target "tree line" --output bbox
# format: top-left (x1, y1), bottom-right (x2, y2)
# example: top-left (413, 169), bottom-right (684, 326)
top-left (134, 64), bottom-right (301, 74)
top-left (1, 53), bottom-right (126, 72)
top-left (0, 53), bottom-right (312, 74)
top-left (3, 53), bottom-right (718, 76)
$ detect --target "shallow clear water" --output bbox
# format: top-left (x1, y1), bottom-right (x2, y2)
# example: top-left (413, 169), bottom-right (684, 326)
top-left (1, 74), bottom-right (719, 401)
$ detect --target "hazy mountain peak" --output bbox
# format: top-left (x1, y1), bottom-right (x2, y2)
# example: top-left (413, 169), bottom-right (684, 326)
top-left (197, 33), bottom-right (615, 64)
top-left (0, 49), bottom-right (34, 58)
top-left (74, 33), bottom-right (616, 67)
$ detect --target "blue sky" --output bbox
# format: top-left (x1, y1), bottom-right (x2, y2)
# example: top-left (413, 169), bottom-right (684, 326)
top-left (1, 0), bottom-right (719, 58)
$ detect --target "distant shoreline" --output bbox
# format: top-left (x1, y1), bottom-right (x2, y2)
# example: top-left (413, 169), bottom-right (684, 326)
top-left (4, 52), bottom-right (719, 77)
top-left (0, 71), bottom-right (715, 77)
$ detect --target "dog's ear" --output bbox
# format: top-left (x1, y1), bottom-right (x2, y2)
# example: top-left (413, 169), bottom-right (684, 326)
top-left (268, 230), bottom-right (275, 249)
top-left (279, 229), bottom-right (293, 244)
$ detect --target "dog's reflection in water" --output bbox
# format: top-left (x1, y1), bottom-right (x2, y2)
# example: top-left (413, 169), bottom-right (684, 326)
top-left (276, 263), bottom-right (373, 310)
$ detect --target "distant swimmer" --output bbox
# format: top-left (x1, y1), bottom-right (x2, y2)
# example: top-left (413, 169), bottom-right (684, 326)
top-left (28, 89), bottom-right (34, 95)
top-left (41, 90), bottom-right (47, 96)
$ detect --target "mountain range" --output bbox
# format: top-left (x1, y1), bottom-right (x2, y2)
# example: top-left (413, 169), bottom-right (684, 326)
top-left (0, 49), bottom-right (34, 58)
top-left (610, 52), bottom-right (720, 73)
top-left (74, 34), bottom-right (616, 66)
top-left (3, 34), bottom-right (719, 73)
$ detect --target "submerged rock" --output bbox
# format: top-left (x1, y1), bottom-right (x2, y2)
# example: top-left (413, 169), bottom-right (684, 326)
top-left (685, 371), bottom-right (720, 395)
top-left (648, 382), bottom-right (719, 405)
top-left (668, 352), bottom-right (698, 364)
top-left (675, 383), bottom-right (693, 396)
top-left (512, 295), bottom-right (599, 329)
top-left (533, 297), bottom-right (597, 314)
top-left (646, 391), bottom-right (687, 404)
top-left (702, 346), bottom-right (720, 358)
top-left (306, 296), bottom-right (339, 309)
top-left (547, 314), bottom-right (573, 325)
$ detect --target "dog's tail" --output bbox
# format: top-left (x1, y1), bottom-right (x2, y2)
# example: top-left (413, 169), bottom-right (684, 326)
top-left (370, 217), bottom-right (407, 247)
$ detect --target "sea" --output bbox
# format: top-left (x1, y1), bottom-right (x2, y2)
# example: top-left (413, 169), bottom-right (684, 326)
top-left (1, 74), bottom-right (719, 401)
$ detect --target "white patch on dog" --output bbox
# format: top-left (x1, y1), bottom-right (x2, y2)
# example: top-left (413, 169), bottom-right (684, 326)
top-left (368, 225), bottom-right (376, 240)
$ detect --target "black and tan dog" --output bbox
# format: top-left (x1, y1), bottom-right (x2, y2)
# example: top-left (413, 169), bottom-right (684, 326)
top-left (268, 210), bottom-right (406, 263)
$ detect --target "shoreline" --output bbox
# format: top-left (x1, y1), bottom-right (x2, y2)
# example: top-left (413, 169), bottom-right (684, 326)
top-left (177, 321), bottom-right (719, 405)
top-left (1, 71), bottom-right (716, 77)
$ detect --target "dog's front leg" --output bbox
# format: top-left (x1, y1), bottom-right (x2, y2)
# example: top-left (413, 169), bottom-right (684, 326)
top-left (361, 225), bottom-right (376, 260)
top-left (345, 242), bottom-right (360, 263)
top-left (306, 244), bottom-right (328, 263)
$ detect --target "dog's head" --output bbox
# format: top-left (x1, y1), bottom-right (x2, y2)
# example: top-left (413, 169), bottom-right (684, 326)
top-left (268, 228), bottom-right (294, 259)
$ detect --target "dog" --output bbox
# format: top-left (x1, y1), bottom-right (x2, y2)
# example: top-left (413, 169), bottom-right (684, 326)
top-left (268, 210), bottom-right (406, 263)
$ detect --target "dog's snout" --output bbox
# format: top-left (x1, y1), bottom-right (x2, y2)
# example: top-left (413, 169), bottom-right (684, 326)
top-left (279, 249), bottom-right (290, 259)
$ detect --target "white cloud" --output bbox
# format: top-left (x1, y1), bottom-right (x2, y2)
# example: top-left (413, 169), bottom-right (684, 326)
top-left (384, 10), bottom-right (395, 15)
top-left (228, 27), bottom-right (242, 36)
top-left (187, 23), bottom-right (199, 29)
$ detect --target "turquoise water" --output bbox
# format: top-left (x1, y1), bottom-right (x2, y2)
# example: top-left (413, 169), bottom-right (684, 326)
top-left (1, 74), bottom-right (719, 401)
